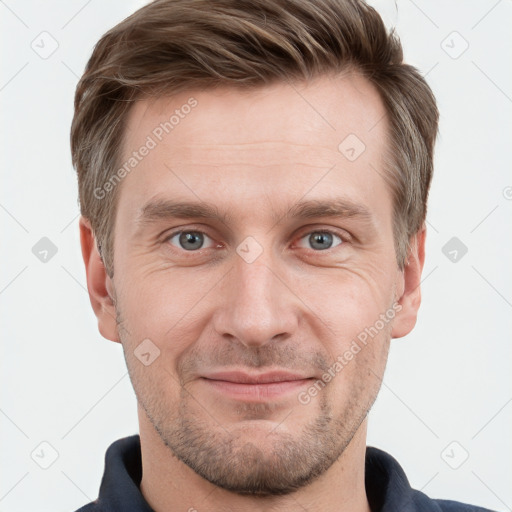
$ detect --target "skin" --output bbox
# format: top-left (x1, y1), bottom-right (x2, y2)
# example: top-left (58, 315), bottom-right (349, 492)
top-left (80, 70), bottom-right (425, 512)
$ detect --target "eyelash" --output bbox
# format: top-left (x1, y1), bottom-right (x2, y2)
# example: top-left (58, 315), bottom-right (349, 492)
top-left (162, 227), bottom-right (349, 255)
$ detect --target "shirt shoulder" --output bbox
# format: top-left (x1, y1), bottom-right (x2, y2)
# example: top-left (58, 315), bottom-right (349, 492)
top-left (365, 446), bottom-right (498, 512)
top-left (70, 434), bottom-right (151, 512)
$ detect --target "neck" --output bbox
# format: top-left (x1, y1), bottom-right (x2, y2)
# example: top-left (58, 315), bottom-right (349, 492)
top-left (138, 404), bottom-right (371, 512)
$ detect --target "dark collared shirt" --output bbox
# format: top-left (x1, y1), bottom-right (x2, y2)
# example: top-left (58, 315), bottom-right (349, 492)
top-left (74, 435), bottom-right (496, 512)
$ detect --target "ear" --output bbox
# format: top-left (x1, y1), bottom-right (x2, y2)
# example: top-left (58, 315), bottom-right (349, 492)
top-left (79, 216), bottom-right (120, 343)
top-left (391, 227), bottom-right (426, 339)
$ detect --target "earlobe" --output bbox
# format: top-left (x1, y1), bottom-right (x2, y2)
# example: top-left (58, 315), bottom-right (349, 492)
top-left (391, 227), bottom-right (426, 339)
top-left (79, 216), bottom-right (120, 343)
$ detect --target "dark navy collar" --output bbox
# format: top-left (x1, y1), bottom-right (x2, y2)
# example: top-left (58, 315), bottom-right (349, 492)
top-left (75, 435), bottom-right (495, 512)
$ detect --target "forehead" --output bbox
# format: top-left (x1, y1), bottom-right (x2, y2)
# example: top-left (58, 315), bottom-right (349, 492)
top-left (116, 71), bottom-right (391, 229)
top-left (122, 71), bottom-right (387, 155)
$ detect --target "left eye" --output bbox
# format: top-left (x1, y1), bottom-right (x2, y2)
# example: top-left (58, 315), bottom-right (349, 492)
top-left (166, 231), bottom-right (216, 251)
top-left (296, 231), bottom-right (343, 251)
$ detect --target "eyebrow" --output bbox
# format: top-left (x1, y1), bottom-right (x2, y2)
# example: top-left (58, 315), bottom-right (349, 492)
top-left (135, 197), bottom-right (375, 231)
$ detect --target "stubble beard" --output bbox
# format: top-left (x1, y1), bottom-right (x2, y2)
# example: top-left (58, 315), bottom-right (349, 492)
top-left (116, 307), bottom-right (384, 496)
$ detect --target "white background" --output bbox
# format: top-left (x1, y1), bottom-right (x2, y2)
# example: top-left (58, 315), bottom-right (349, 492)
top-left (1, 1), bottom-right (511, 511)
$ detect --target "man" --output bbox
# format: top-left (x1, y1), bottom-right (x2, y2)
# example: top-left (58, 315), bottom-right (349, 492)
top-left (70, 0), bottom-right (496, 510)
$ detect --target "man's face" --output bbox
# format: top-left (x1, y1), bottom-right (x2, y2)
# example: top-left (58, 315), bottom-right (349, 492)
top-left (85, 72), bottom-right (422, 495)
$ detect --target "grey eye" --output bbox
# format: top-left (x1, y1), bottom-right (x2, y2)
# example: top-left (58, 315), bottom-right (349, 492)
top-left (169, 231), bottom-right (211, 251)
top-left (297, 231), bottom-right (343, 251)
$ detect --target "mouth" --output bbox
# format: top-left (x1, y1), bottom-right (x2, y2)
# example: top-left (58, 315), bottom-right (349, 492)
top-left (200, 370), bottom-right (315, 401)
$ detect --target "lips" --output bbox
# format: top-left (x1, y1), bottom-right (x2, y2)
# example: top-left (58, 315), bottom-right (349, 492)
top-left (201, 370), bottom-right (313, 384)
top-left (200, 370), bottom-right (315, 401)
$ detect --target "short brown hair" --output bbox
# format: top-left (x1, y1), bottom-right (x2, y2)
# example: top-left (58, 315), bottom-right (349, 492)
top-left (71, 0), bottom-right (439, 278)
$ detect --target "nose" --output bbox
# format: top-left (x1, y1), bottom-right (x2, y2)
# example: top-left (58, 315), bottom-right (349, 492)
top-left (212, 249), bottom-right (300, 349)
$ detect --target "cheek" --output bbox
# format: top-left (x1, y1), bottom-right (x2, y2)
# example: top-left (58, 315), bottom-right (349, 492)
top-left (115, 263), bottom-right (218, 374)
top-left (302, 268), bottom-right (395, 387)
top-left (124, 352), bottom-right (184, 427)
top-left (322, 321), bottom-right (391, 413)
top-left (301, 266), bottom-right (396, 332)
